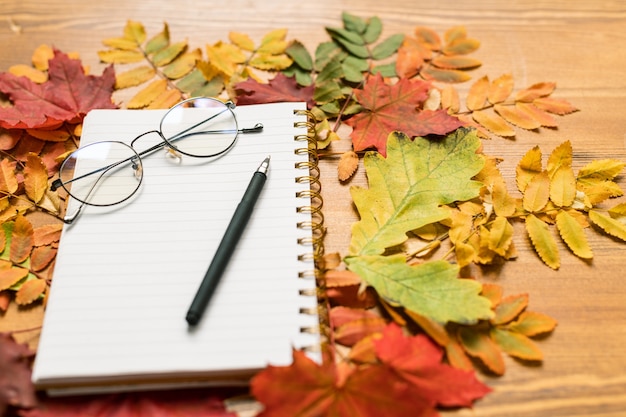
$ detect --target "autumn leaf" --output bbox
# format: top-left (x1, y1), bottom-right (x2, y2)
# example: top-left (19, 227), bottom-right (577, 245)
top-left (338, 151), bottom-right (359, 181)
top-left (234, 73), bottom-right (315, 108)
top-left (348, 129), bottom-right (484, 256)
top-left (346, 73), bottom-right (463, 156)
top-left (0, 333), bottom-right (37, 415)
top-left (10, 216), bottom-right (34, 265)
top-left (555, 210), bottom-right (593, 259)
top-left (526, 214), bottom-right (560, 269)
top-left (24, 153), bottom-right (49, 204)
top-left (0, 50), bottom-right (116, 129)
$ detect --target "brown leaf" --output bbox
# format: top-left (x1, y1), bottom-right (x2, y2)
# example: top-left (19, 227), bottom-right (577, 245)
top-left (10, 216), bottom-right (34, 264)
top-left (494, 104), bottom-right (541, 130)
top-left (15, 278), bottom-right (46, 305)
top-left (457, 327), bottom-right (505, 375)
top-left (25, 129), bottom-right (70, 142)
top-left (24, 153), bottom-right (49, 203)
top-left (338, 151), bottom-right (359, 181)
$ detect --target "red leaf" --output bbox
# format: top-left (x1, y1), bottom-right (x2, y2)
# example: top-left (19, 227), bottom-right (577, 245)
top-left (0, 50), bottom-right (116, 129)
top-left (0, 333), bottom-right (37, 415)
top-left (20, 389), bottom-right (240, 417)
top-left (234, 73), bottom-right (314, 108)
top-left (251, 350), bottom-right (428, 417)
top-left (375, 324), bottom-right (491, 408)
top-left (346, 74), bottom-right (462, 156)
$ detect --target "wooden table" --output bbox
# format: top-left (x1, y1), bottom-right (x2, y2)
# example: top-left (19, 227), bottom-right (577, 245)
top-left (1, 1), bottom-right (625, 416)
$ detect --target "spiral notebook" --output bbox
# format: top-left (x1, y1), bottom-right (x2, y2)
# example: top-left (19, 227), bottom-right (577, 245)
top-left (32, 102), bottom-right (324, 395)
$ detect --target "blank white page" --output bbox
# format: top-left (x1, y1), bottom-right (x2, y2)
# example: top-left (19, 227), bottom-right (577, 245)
top-left (32, 102), bottom-right (319, 392)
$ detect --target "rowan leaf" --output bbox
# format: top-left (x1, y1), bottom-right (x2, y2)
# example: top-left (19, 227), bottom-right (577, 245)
top-left (589, 210), bottom-right (626, 242)
top-left (145, 23), bottom-right (170, 54)
top-left (206, 41), bottom-right (246, 79)
top-left (346, 73), bottom-right (463, 156)
top-left (457, 327), bottom-right (505, 375)
top-left (490, 328), bottom-right (543, 361)
top-left (420, 66), bottom-right (471, 83)
top-left (516, 145), bottom-right (543, 192)
top-left (229, 31), bottom-right (255, 51)
top-left (533, 97), bottom-right (578, 115)
top-left (505, 311), bottom-right (558, 336)
top-left (555, 210), bottom-right (592, 259)
top-left (0, 266), bottom-right (29, 291)
top-left (0, 159), bottom-right (18, 195)
top-left (152, 41), bottom-right (187, 67)
top-left (15, 277), bottom-right (46, 305)
top-left (516, 102), bottom-right (557, 127)
top-left (349, 129), bottom-right (484, 256)
top-left (127, 79), bottom-right (168, 109)
top-left (487, 73), bottom-right (514, 104)
top-left (346, 255), bottom-right (493, 325)
top-left (523, 170), bottom-right (550, 212)
top-left (466, 75), bottom-right (489, 111)
top-left (547, 140), bottom-right (572, 176)
top-left (442, 37), bottom-right (480, 55)
top-left (162, 51), bottom-right (199, 79)
top-left (122, 20), bottom-right (146, 44)
top-left (472, 110), bottom-right (515, 137)
top-left (515, 82), bottom-right (556, 102)
top-left (431, 56), bottom-right (481, 70)
top-left (526, 214), bottom-right (560, 269)
top-left (550, 166), bottom-right (576, 207)
top-left (491, 293), bottom-right (529, 325)
top-left (334, 317), bottom-right (388, 346)
top-left (24, 153), bottom-right (48, 204)
top-left (576, 159), bottom-right (625, 205)
top-left (0, 50), bottom-right (116, 129)
top-left (115, 65), bottom-right (156, 89)
top-left (494, 104), bottom-right (541, 130)
top-left (488, 216), bottom-right (514, 256)
top-left (97, 49), bottom-right (144, 64)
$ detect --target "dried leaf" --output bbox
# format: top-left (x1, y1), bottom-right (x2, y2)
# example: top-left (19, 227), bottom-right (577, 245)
top-left (523, 171), bottom-right (550, 212)
top-left (491, 294), bottom-right (529, 325)
top-left (206, 41), bottom-right (246, 78)
top-left (488, 216), bottom-right (514, 256)
top-left (235, 73), bottom-right (314, 109)
top-left (31, 44), bottom-right (54, 71)
top-left (414, 27), bottom-right (441, 50)
top-left (505, 311), bottom-right (558, 336)
top-left (431, 56), bottom-right (481, 70)
top-left (442, 38), bottom-right (480, 55)
top-left (472, 110), bottom-right (515, 137)
top-left (25, 129), bottom-right (70, 142)
top-left (338, 151), bottom-right (359, 181)
top-left (589, 210), bottom-right (626, 242)
top-left (334, 317), bottom-right (388, 346)
top-left (0, 333), bottom-right (37, 415)
top-left (494, 103), bottom-right (541, 130)
top-left (526, 214), bottom-right (560, 269)
top-left (30, 245), bottom-right (58, 272)
top-left (8, 64), bottom-right (47, 84)
top-left (516, 102), bottom-right (557, 127)
top-left (555, 210), bottom-right (592, 259)
top-left (123, 20), bottom-right (146, 44)
top-left (229, 32), bottom-right (255, 51)
top-left (127, 79), bottom-right (168, 109)
top-left (24, 153), bottom-right (49, 203)
top-left (0, 266), bottom-right (29, 291)
top-left (550, 166), bottom-right (576, 207)
top-left (533, 97), bottom-right (578, 115)
top-left (0, 159), bottom-right (18, 195)
top-left (515, 82), bottom-right (556, 102)
top-left (324, 269), bottom-right (362, 287)
top-left (420, 66), bottom-right (471, 83)
top-left (115, 65), bottom-right (156, 89)
top-left (98, 49), bottom-right (144, 64)
top-left (440, 85), bottom-right (460, 113)
top-left (490, 328), bottom-right (543, 361)
top-left (487, 73), bottom-right (513, 104)
top-left (457, 327), bottom-right (505, 375)
top-left (15, 277), bottom-right (46, 305)
top-left (152, 41), bottom-right (187, 67)
top-left (395, 39), bottom-right (425, 78)
top-left (466, 75), bottom-right (489, 111)
top-left (146, 89), bottom-right (182, 110)
top-left (516, 145), bottom-right (543, 192)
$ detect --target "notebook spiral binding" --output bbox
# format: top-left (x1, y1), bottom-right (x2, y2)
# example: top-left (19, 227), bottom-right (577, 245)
top-left (294, 109), bottom-right (327, 352)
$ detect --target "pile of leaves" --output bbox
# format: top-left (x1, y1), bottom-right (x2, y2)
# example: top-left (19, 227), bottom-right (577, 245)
top-left (1, 10), bottom-right (625, 417)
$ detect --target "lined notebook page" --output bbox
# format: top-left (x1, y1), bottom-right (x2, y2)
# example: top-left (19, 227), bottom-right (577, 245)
top-left (32, 102), bottom-right (319, 391)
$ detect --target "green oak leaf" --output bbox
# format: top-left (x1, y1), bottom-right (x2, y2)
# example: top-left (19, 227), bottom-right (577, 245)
top-left (349, 128), bottom-right (485, 256)
top-left (345, 255), bottom-right (493, 324)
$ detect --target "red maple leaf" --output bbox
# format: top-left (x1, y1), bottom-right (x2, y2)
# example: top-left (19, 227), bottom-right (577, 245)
top-left (0, 50), bottom-right (117, 129)
top-left (0, 333), bottom-right (37, 416)
top-left (234, 73), bottom-right (315, 109)
top-left (374, 324), bottom-right (491, 409)
top-left (346, 73), bottom-right (464, 156)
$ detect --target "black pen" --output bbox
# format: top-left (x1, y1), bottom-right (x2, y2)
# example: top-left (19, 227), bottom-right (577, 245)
top-left (186, 156), bottom-right (270, 325)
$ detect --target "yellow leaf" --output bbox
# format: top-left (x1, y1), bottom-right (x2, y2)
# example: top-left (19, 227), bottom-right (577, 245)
top-left (494, 103), bottom-right (541, 130)
top-left (338, 151), bottom-right (359, 182)
top-left (98, 49), bottom-right (144, 64)
top-left (0, 159), bottom-right (18, 194)
top-left (115, 65), bottom-right (156, 89)
top-left (31, 44), bottom-right (54, 71)
top-left (589, 210), bottom-right (626, 242)
top-left (206, 41), bottom-right (246, 78)
top-left (258, 29), bottom-right (288, 54)
top-left (229, 32), bottom-right (255, 51)
top-left (526, 214), bottom-right (560, 269)
top-left (123, 20), bottom-right (146, 44)
top-left (152, 41), bottom-right (188, 67)
top-left (516, 102), bottom-right (557, 127)
top-left (550, 166), bottom-right (576, 207)
top-left (487, 73), bottom-right (513, 104)
top-left (505, 311), bottom-right (557, 337)
top-left (24, 153), bottom-right (48, 204)
top-left (26, 129), bottom-right (70, 142)
top-left (10, 215), bottom-right (34, 264)
top-left (127, 79), bottom-right (168, 109)
top-left (33, 223), bottom-right (63, 246)
top-left (488, 216), bottom-right (514, 256)
top-left (249, 53), bottom-right (292, 71)
top-left (145, 23), bottom-right (170, 54)
top-left (515, 82), bottom-right (556, 102)
top-left (578, 158), bottom-right (625, 181)
top-left (0, 266), bottom-right (29, 291)
top-left (454, 241), bottom-right (476, 268)
top-left (443, 26), bottom-right (467, 44)
top-left (492, 177), bottom-right (517, 217)
top-left (8, 64), bottom-right (47, 83)
top-left (608, 202), bottom-right (626, 222)
top-left (162, 52), bottom-right (198, 79)
top-left (102, 37), bottom-right (139, 51)
top-left (533, 97), bottom-right (578, 115)
top-left (466, 75), bottom-right (489, 111)
top-left (576, 158), bottom-right (625, 205)
top-left (547, 140), bottom-right (572, 177)
top-left (15, 278), bottom-right (46, 305)
top-left (523, 171), bottom-right (550, 212)
top-left (516, 145), bottom-right (542, 192)
top-left (440, 85), bottom-right (460, 113)
top-left (146, 89), bottom-right (182, 109)
top-left (556, 210), bottom-right (592, 259)
top-left (472, 110), bottom-right (515, 137)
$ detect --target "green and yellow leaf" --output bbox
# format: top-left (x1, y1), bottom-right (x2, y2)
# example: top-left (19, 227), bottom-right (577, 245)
top-left (457, 327), bottom-right (505, 375)
top-left (490, 327), bottom-right (543, 361)
top-left (505, 311), bottom-right (558, 336)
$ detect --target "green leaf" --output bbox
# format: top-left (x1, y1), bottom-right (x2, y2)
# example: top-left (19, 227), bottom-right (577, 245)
top-left (345, 255), bottom-right (494, 325)
top-left (145, 23), bottom-right (170, 55)
top-left (314, 41), bottom-right (345, 69)
top-left (371, 62), bottom-right (397, 78)
top-left (152, 41), bottom-right (187, 67)
top-left (326, 27), bottom-right (365, 46)
top-left (349, 129), bottom-right (484, 257)
top-left (362, 16), bottom-right (383, 44)
top-left (342, 11), bottom-right (367, 34)
top-left (371, 34), bottom-right (404, 60)
top-left (333, 36), bottom-right (370, 59)
top-left (341, 56), bottom-right (366, 82)
top-left (285, 40), bottom-right (313, 71)
top-left (505, 311), bottom-right (557, 336)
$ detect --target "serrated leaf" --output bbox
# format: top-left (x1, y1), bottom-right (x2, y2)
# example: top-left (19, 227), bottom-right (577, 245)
top-left (442, 38), bottom-right (480, 55)
top-left (414, 27), bottom-right (442, 50)
top-left (259, 28), bottom-right (288, 52)
top-left (10, 216), bottom-right (34, 264)
top-left (526, 214), bottom-right (560, 269)
top-left (145, 23), bottom-right (170, 55)
top-left (533, 97), bottom-right (578, 115)
top-left (516, 102), bottom-right (557, 127)
top-left (487, 73), bottom-right (513, 104)
top-left (550, 166), bottom-right (576, 207)
top-left (516, 145), bottom-right (543, 192)
top-left (24, 153), bottom-right (48, 203)
top-left (555, 210), bottom-right (592, 259)
top-left (471, 110), bottom-right (515, 137)
top-left (466, 75), bottom-right (489, 111)
top-left (0, 159), bottom-right (18, 194)
top-left (338, 151), bottom-right (359, 181)
top-left (206, 41), bottom-right (246, 78)
top-left (146, 89), bottom-right (182, 109)
top-left (126, 79), bottom-right (167, 109)
top-left (547, 141), bottom-right (572, 176)
top-left (492, 293), bottom-right (528, 325)
top-left (523, 170), bottom-right (550, 212)
top-left (162, 52), bottom-right (198, 79)
top-left (589, 210), bottom-right (626, 242)
top-left (431, 56), bottom-right (481, 70)
top-left (492, 177), bottom-right (517, 217)
top-left (97, 49), bottom-right (144, 64)
top-left (362, 16), bottom-right (383, 44)
top-left (488, 216), bottom-right (514, 257)
top-left (101, 37), bottom-right (138, 51)
top-left (371, 34), bottom-right (404, 60)
top-left (123, 20), bottom-right (146, 44)
top-left (0, 266), bottom-right (29, 291)
top-left (115, 65), bottom-right (156, 89)
top-left (346, 255), bottom-right (493, 325)
top-left (15, 277), bottom-right (46, 305)
top-left (491, 328), bottom-right (543, 361)
top-left (332, 35), bottom-right (370, 59)
top-left (444, 26), bottom-right (467, 44)
top-left (494, 104), bottom-right (541, 130)
top-left (229, 31), bottom-right (255, 51)
top-left (421, 66), bottom-right (471, 83)
top-left (152, 41), bottom-right (187, 67)
top-left (342, 12), bottom-right (367, 34)
top-left (249, 53), bottom-right (292, 71)
top-left (349, 129), bottom-right (484, 256)
top-left (457, 327), bottom-right (505, 375)
top-left (505, 311), bottom-right (557, 336)
top-left (578, 159), bottom-right (625, 181)
top-left (285, 40), bottom-right (313, 71)
top-left (515, 82), bottom-right (556, 102)
top-left (371, 63), bottom-right (397, 78)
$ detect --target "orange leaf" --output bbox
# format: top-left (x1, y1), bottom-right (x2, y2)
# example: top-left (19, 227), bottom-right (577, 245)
top-left (420, 65), bottom-right (471, 83)
top-left (481, 283), bottom-right (503, 307)
top-left (0, 266), bottom-right (29, 291)
top-left (505, 311), bottom-right (558, 336)
top-left (472, 110), bottom-right (515, 137)
top-left (491, 293), bottom-right (529, 325)
top-left (33, 224), bottom-right (63, 246)
top-left (414, 27), bottom-right (441, 50)
top-left (10, 216), bottom-right (34, 264)
top-left (494, 103), bottom-right (541, 130)
top-left (487, 73), bottom-right (513, 104)
top-left (516, 102), bottom-right (557, 127)
top-left (348, 334), bottom-right (381, 364)
top-left (466, 75), bottom-right (489, 111)
top-left (515, 82), bottom-right (556, 102)
top-left (26, 129), bottom-right (70, 142)
top-left (30, 246), bottom-right (57, 272)
top-left (440, 85), bottom-right (460, 113)
top-left (334, 317), bottom-right (388, 346)
top-left (24, 153), bottom-right (49, 203)
top-left (330, 306), bottom-right (379, 328)
top-left (15, 278), bottom-right (46, 305)
top-left (127, 79), bottom-right (168, 109)
top-left (338, 151), bottom-right (358, 181)
top-left (0, 159), bottom-right (18, 194)
top-left (490, 328), bottom-right (543, 361)
top-left (395, 39), bottom-right (426, 79)
top-left (325, 269), bottom-right (362, 287)
top-left (442, 38), bottom-right (480, 56)
top-left (533, 97), bottom-right (579, 115)
top-left (457, 327), bottom-right (505, 375)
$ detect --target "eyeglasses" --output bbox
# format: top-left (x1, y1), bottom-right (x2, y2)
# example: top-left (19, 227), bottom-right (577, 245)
top-left (51, 97), bottom-right (263, 224)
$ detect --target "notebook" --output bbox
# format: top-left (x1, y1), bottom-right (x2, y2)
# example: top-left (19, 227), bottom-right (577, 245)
top-left (32, 102), bottom-right (323, 395)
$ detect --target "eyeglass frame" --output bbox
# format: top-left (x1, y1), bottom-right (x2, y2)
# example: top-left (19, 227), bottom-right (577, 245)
top-left (51, 97), bottom-right (264, 224)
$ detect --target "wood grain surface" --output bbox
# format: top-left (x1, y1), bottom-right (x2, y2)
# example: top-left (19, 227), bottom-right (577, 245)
top-left (1, 1), bottom-right (626, 416)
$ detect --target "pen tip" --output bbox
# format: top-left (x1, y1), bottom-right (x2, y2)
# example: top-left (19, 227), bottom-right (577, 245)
top-left (257, 155), bottom-right (270, 174)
